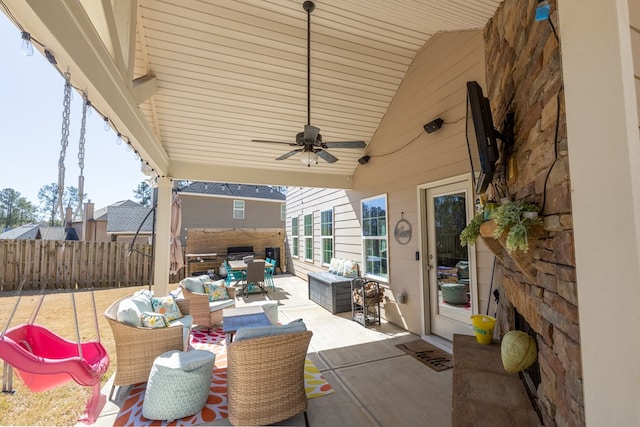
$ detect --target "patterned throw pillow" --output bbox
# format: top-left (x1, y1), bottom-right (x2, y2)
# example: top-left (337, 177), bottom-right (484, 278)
top-left (151, 294), bottom-right (183, 322)
top-left (329, 258), bottom-right (339, 274)
top-left (206, 280), bottom-right (229, 302)
top-left (343, 260), bottom-right (359, 278)
top-left (140, 311), bottom-right (169, 328)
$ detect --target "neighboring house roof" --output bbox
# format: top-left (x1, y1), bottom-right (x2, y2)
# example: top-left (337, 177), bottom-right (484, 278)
top-left (179, 182), bottom-right (286, 201)
top-left (106, 205), bottom-right (154, 234)
top-left (0, 223), bottom-right (40, 239)
top-left (0, 223), bottom-right (66, 240)
top-left (94, 199), bottom-right (143, 221)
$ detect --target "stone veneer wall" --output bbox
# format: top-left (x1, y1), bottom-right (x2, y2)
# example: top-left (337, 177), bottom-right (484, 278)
top-left (483, 0), bottom-right (584, 425)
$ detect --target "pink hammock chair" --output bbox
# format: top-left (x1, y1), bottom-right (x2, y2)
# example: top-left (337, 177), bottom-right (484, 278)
top-left (1, 277), bottom-right (110, 424)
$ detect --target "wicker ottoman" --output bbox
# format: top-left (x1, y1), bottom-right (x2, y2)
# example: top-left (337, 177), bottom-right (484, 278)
top-left (142, 349), bottom-right (216, 421)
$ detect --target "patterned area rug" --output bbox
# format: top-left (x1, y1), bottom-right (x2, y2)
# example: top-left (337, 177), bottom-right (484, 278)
top-left (113, 327), bottom-right (333, 426)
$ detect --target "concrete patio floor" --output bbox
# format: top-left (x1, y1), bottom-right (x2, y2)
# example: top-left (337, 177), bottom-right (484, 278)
top-left (93, 274), bottom-right (453, 427)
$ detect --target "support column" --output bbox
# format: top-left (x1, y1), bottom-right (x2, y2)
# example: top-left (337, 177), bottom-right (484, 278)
top-left (153, 177), bottom-right (172, 296)
top-left (559, 0), bottom-right (640, 424)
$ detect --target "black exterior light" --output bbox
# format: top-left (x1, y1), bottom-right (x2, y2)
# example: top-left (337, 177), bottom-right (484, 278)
top-left (358, 155), bottom-right (370, 165)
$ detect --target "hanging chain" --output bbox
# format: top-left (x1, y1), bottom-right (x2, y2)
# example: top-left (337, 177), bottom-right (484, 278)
top-left (56, 72), bottom-right (72, 225)
top-left (74, 93), bottom-right (88, 221)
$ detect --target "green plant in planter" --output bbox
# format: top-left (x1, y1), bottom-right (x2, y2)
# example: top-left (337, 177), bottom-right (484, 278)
top-left (490, 200), bottom-right (541, 253)
top-left (459, 212), bottom-right (487, 247)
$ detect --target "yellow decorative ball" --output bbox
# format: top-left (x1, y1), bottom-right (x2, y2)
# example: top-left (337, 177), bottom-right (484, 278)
top-left (501, 330), bottom-right (537, 373)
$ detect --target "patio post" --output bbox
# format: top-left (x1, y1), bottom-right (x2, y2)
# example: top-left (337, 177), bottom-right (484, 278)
top-left (153, 177), bottom-right (172, 296)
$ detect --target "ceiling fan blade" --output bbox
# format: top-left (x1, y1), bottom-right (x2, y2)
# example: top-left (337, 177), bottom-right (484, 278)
top-left (275, 149), bottom-right (303, 160)
top-left (323, 140), bottom-right (367, 149)
top-left (252, 139), bottom-right (297, 146)
top-left (304, 125), bottom-right (320, 143)
top-left (316, 149), bottom-right (339, 163)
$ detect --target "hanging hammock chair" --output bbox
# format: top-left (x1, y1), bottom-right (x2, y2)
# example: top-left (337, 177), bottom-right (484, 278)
top-left (0, 77), bottom-right (109, 424)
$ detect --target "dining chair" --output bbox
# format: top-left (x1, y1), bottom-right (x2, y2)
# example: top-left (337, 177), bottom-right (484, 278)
top-left (242, 260), bottom-right (267, 297)
top-left (224, 261), bottom-right (244, 287)
top-left (264, 258), bottom-right (276, 291)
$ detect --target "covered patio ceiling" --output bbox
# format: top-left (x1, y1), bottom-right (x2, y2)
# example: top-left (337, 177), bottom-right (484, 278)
top-left (3, 0), bottom-right (500, 188)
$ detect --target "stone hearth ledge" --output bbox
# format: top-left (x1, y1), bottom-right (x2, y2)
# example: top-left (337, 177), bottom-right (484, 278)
top-left (452, 334), bottom-right (541, 427)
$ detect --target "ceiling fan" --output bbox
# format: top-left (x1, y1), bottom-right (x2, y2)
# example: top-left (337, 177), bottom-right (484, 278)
top-left (251, 1), bottom-right (367, 166)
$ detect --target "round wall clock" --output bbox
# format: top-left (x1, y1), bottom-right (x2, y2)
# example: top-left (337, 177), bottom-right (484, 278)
top-left (394, 217), bottom-right (412, 245)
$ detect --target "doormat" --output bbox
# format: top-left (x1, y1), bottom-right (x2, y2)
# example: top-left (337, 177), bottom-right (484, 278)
top-left (395, 340), bottom-right (454, 372)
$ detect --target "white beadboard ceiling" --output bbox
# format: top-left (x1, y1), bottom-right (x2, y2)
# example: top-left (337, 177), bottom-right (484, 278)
top-left (3, 0), bottom-right (501, 188)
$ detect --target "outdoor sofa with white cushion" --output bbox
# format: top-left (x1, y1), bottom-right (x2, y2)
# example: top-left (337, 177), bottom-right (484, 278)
top-left (103, 289), bottom-right (192, 398)
top-left (178, 276), bottom-right (236, 329)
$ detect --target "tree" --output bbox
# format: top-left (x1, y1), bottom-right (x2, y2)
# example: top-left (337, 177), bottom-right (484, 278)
top-left (0, 188), bottom-right (38, 229)
top-left (16, 197), bottom-right (37, 225)
top-left (38, 183), bottom-right (60, 226)
top-left (37, 184), bottom-right (87, 226)
top-left (0, 188), bottom-right (37, 230)
top-left (133, 181), bottom-right (152, 207)
top-left (0, 188), bottom-right (19, 228)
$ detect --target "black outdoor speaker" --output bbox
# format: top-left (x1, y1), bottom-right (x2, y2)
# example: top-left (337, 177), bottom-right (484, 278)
top-left (358, 155), bottom-right (370, 165)
top-left (423, 118), bottom-right (444, 133)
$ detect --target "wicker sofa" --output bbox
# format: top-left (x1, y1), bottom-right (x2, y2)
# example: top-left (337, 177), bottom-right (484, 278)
top-left (103, 290), bottom-right (192, 399)
top-left (178, 277), bottom-right (236, 329)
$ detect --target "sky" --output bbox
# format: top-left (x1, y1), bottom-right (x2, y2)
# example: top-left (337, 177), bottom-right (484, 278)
top-left (0, 12), bottom-right (147, 211)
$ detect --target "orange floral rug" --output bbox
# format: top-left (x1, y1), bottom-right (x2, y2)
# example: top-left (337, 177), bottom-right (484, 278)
top-left (113, 327), bottom-right (333, 426)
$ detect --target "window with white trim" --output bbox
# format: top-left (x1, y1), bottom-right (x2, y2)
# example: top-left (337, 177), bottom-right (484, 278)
top-left (280, 204), bottom-right (286, 221)
top-left (361, 194), bottom-right (388, 280)
top-left (320, 209), bottom-right (333, 265)
top-left (233, 200), bottom-right (245, 219)
top-left (291, 217), bottom-right (299, 258)
top-left (304, 213), bottom-right (313, 261)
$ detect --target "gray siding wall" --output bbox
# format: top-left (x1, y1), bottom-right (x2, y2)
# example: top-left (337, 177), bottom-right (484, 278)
top-left (180, 194), bottom-right (284, 245)
top-left (286, 30), bottom-right (493, 335)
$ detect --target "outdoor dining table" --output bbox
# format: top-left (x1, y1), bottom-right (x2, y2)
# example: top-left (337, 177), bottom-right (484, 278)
top-left (227, 259), bottom-right (274, 271)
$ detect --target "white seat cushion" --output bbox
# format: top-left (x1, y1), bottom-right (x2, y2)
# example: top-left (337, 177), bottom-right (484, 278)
top-left (208, 299), bottom-right (235, 312)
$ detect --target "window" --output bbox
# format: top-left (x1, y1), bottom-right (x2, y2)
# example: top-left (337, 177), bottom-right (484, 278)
top-left (362, 195), bottom-right (388, 280)
top-left (320, 209), bottom-right (333, 264)
top-left (304, 213), bottom-right (313, 261)
top-left (291, 217), bottom-right (299, 257)
top-left (233, 200), bottom-right (245, 219)
top-left (281, 204), bottom-right (286, 221)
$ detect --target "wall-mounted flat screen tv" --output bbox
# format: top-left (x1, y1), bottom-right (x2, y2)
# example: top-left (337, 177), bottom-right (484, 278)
top-left (466, 81), bottom-right (500, 194)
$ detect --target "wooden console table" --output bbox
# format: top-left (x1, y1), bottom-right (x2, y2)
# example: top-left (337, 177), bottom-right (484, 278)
top-left (185, 252), bottom-right (218, 276)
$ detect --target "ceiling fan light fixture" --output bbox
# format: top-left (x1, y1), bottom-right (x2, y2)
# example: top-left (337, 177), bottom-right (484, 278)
top-left (300, 151), bottom-right (318, 166)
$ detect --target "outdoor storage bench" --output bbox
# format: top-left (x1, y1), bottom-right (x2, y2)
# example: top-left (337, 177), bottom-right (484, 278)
top-left (307, 258), bottom-right (360, 314)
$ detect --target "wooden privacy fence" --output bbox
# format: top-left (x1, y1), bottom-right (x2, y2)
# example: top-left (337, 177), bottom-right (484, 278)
top-left (0, 240), bottom-right (153, 292)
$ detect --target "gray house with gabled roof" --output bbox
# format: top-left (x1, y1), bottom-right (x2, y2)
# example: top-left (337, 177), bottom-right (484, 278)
top-left (177, 182), bottom-right (286, 247)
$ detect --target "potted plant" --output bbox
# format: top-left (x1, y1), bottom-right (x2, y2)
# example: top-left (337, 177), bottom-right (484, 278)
top-left (490, 200), bottom-right (541, 253)
top-left (459, 212), bottom-right (487, 247)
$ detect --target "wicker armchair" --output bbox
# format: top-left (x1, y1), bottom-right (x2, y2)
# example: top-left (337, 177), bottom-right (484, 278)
top-left (104, 295), bottom-right (191, 399)
top-left (178, 283), bottom-right (236, 328)
top-left (227, 330), bottom-right (313, 426)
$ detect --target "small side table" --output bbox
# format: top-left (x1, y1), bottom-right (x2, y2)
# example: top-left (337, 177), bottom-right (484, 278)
top-left (222, 306), bottom-right (271, 343)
